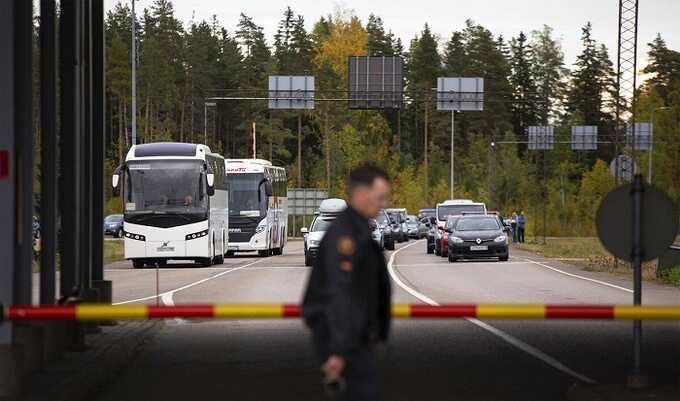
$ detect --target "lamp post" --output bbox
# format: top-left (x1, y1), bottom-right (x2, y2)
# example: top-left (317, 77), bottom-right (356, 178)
top-left (131, 0), bottom-right (137, 145)
top-left (649, 106), bottom-right (670, 184)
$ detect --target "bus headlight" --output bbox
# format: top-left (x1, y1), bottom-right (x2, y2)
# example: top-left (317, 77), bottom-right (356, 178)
top-left (186, 229), bottom-right (209, 240)
top-left (124, 231), bottom-right (145, 241)
top-left (255, 220), bottom-right (267, 234)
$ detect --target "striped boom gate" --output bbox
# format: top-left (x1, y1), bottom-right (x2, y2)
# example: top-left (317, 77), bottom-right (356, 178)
top-left (3, 304), bottom-right (680, 321)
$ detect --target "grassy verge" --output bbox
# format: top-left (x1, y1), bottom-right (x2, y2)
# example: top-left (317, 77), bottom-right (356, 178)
top-left (514, 237), bottom-right (661, 283)
top-left (660, 266), bottom-right (680, 286)
top-left (104, 240), bottom-right (125, 265)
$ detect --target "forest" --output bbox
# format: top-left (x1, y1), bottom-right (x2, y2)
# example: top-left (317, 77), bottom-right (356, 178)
top-left (78, 1), bottom-right (680, 235)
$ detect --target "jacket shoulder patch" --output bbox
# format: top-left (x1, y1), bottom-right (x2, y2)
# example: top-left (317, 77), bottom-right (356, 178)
top-left (337, 235), bottom-right (356, 256)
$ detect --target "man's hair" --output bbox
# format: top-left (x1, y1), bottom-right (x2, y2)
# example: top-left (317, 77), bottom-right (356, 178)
top-left (347, 163), bottom-right (389, 193)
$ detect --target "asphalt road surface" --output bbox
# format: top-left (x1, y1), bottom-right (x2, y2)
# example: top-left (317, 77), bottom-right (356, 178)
top-left (95, 240), bottom-right (680, 401)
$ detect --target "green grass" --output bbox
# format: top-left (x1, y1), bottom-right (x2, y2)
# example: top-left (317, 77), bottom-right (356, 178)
top-left (515, 237), bottom-right (659, 282)
top-left (104, 240), bottom-right (125, 265)
top-left (661, 266), bottom-right (680, 287)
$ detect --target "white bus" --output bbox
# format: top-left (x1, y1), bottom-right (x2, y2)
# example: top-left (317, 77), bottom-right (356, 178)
top-left (225, 159), bottom-right (287, 257)
top-left (112, 143), bottom-right (228, 268)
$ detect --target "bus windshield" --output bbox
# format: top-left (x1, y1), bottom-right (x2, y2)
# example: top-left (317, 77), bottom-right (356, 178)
top-left (226, 173), bottom-right (267, 217)
top-left (124, 160), bottom-right (208, 218)
top-left (437, 204), bottom-right (485, 221)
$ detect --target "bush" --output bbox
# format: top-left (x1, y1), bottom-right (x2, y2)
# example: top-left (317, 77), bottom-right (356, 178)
top-left (661, 266), bottom-right (680, 287)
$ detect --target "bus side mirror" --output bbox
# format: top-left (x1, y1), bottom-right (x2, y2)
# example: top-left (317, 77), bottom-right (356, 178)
top-left (112, 166), bottom-right (121, 197)
top-left (206, 172), bottom-right (215, 196)
top-left (264, 181), bottom-right (273, 197)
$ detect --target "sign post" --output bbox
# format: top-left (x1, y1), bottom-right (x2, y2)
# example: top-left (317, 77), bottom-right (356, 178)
top-left (596, 177), bottom-right (679, 388)
top-left (436, 77), bottom-right (484, 199)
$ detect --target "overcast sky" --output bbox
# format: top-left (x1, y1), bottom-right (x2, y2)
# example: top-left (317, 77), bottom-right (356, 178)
top-left (107, 0), bottom-right (680, 70)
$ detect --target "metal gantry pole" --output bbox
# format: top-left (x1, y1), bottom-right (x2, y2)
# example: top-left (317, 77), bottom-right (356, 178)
top-left (39, 0), bottom-right (58, 305)
top-left (450, 110), bottom-right (455, 199)
top-left (130, 0), bottom-right (137, 145)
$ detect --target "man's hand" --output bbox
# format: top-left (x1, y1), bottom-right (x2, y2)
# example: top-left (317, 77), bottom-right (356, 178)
top-left (321, 354), bottom-right (345, 381)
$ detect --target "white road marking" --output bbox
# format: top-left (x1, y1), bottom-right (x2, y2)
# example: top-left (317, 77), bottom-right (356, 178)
top-left (113, 258), bottom-right (265, 305)
top-left (521, 257), bottom-right (633, 294)
top-left (394, 261), bottom-right (527, 267)
top-left (387, 240), bottom-right (598, 385)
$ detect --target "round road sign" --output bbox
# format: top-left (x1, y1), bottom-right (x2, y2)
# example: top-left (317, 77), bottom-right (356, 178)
top-left (596, 183), bottom-right (678, 262)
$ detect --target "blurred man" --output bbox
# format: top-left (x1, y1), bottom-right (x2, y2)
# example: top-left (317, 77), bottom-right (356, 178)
top-left (517, 210), bottom-right (527, 243)
top-left (511, 211), bottom-right (518, 243)
top-left (302, 164), bottom-right (392, 401)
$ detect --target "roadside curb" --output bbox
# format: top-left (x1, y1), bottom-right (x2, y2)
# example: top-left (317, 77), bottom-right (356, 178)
top-left (17, 320), bottom-right (163, 401)
top-left (567, 383), bottom-right (680, 401)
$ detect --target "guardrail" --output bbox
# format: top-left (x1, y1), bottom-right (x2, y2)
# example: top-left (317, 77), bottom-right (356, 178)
top-left (3, 304), bottom-right (680, 321)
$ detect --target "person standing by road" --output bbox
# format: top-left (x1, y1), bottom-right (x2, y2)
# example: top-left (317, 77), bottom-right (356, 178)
top-left (517, 210), bottom-right (527, 243)
top-left (510, 212), bottom-right (518, 243)
top-left (302, 164), bottom-right (392, 401)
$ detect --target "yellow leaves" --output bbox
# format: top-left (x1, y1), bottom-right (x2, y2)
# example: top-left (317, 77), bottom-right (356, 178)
top-left (313, 15), bottom-right (367, 86)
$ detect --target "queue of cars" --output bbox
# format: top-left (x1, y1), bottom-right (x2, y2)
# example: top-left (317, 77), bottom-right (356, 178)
top-left (301, 200), bottom-right (428, 266)
top-left (427, 199), bottom-right (511, 263)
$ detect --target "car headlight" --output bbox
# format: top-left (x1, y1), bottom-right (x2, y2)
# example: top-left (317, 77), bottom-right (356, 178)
top-left (186, 229), bottom-right (209, 240)
top-left (124, 231), bottom-right (146, 241)
top-left (494, 235), bottom-right (507, 243)
top-left (255, 224), bottom-right (266, 234)
top-left (309, 240), bottom-right (320, 246)
top-left (450, 236), bottom-right (464, 244)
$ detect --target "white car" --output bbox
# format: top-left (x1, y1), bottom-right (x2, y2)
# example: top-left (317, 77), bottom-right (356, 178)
top-left (301, 198), bottom-right (347, 266)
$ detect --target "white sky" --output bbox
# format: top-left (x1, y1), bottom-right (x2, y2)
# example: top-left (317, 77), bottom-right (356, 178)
top-left (106, 0), bottom-right (680, 70)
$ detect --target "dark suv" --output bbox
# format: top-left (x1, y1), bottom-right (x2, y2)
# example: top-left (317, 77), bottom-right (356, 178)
top-left (104, 214), bottom-right (124, 238)
top-left (446, 215), bottom-right (509, 262)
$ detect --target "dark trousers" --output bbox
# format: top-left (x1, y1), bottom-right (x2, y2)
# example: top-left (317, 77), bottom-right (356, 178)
top-left (312, 328), bottom-right (379, 401)
top-left (518, 227), bottom-right (525, 243)
top-left (339, 345), bottom-right (379, 401)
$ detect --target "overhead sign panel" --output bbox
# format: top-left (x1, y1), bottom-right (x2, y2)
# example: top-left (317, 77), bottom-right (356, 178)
top-left (288, 188), bottom-right (329, 216)
top-left (571, 126), bottom-right (598, 150)
top-left (610, 154), bottom-right (636, 182)
top-left (528, 126), bottom-right (554, 150)
top-left (436, 77), bottom-right (484, 111)
top-left (268, 75), bottom-right (315, 110)
top-left (626, 122), bottom-right (652, 151)
top-left (348, 56), bottom-right (403, 109)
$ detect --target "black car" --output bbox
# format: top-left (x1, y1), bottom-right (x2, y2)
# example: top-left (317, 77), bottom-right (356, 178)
top-left (104, 214), bottom-right (124, 238)
top-left (446, 215), bottom-right (509, 262)
top-left (376, 210), bottom-right (396, 250)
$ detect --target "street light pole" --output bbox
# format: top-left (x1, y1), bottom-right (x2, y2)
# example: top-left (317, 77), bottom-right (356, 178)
top-left (131, 0), bottom-right (137, 145)
top-left (450, 110), bottom-right (455, 199)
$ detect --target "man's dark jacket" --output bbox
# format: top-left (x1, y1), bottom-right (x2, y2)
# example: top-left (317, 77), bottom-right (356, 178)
top-left (302, 206), bottom-right (392, 358)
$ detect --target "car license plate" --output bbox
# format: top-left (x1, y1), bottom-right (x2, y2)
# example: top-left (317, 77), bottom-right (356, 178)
top-left (470, 245), bottom-right (488, 251)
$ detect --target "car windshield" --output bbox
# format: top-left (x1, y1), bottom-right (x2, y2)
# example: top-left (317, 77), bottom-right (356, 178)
top-left (376, 213), bottom-right (389, 225)
top-left (438, 204), bottom-right (485, 220)
top-left (455, 217), bottom-right (501, 231)
top-left (226, 173), bottom-right (267, 217)
top-left (311, 217), bottom-right (334, 232)
top-left (105, 215), bottom-right (123, 223)
top-left (124, 160), bottom-right (207, 215)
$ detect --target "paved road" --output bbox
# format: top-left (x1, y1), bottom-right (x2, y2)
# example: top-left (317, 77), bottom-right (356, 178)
top-left (95, 240), bottom-right (680, 401)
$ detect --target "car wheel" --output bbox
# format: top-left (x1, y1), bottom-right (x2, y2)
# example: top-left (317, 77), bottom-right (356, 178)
top-left (198, 258), bottom-right (212, 267)
top-left (258, 250), bottom-right (270, 257)
top-left (448, 253), bottom-right (457, 263)
top-left (132, 259), bottom-right (144, 269)
top-left (226, 251), bottom-right (235, 257)
top-left (499, 256), bottom-right (509, 262)
top-left (116, 229), bottom-right (123, 238)
top-left (305, 254), bottom-right (313, 266)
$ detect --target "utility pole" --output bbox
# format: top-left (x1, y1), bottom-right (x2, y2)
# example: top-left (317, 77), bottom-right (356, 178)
top-left (131, 0), bottom-right (137, 145)
top-left (450, 110), bottom-right (455, 199)
top-left (252, 121), bottom-right (256, 158)
top-left (424, 95), bottom-right (429, 194)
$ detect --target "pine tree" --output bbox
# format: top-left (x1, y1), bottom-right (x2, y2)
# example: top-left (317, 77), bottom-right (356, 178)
top-left (509, 32), bottom-right (539, 136)
top-left (273, 7), bottom-right (295, 74)
top-left (366, 14), bottom-right (394, 56)
top-left (442, 31), bottom-right (466, 76)
top-left (642, 34), bottom-right (680, 104)
top-left (530, 25), bottom-right (568, 123)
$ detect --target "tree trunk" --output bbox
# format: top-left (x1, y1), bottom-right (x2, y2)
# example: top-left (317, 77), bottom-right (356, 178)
top-left (424, 97), bottom-right (429, 196)
top-left (297, 113), bottom-right (302, 186)
top-left (325, 109), bottom-right (330, 192)
top-left (144, 96), bottom-right (150, 144)
top-left (123, 101), bottom-right (129, 147)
